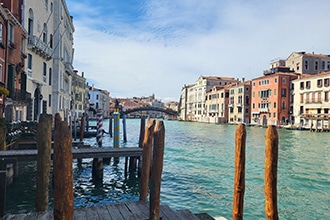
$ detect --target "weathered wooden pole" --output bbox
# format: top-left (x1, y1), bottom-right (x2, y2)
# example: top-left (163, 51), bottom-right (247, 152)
top-left (136, 116), bottom-right (146, 175)
top-left (0, 170), bottom-right (6, 217)
top-left (79, 115), bottom-right (85, 142)
top-left (109, 115), bottom-right (113, 138)
top-left (264, 125), bottom-right (279, 220)
top-left (92, 158), bottom-right (103, 181)
top-left (139, 118), bottom-right (155, 201)
top-left (53, 113), bottom-right (74, 220)
top-left (78, 116), bottom-right (85, 165)
top-left (35, 113), bottom-right (53, 212)
top-left (232, 123), bottom-right (246, 220)
top-left (149, 120), bottom-right (165, 220)
top-left (0, 118), bottom-right (6, 151)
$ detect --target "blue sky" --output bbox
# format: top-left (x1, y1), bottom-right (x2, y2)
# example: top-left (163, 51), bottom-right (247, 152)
top-left (66, 0), bottom-right (330, 102)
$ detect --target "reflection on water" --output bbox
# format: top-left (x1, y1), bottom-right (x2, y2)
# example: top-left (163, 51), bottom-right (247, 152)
top-left (5, 119), bottom-right (330, 219)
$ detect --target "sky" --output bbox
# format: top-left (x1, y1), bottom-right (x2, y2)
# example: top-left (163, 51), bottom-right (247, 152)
top-left (66, 0), bottom-right (330, 102)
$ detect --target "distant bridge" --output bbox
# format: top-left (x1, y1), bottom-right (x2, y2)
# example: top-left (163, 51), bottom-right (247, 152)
top-left (122, 106), bottom-right (178, 116)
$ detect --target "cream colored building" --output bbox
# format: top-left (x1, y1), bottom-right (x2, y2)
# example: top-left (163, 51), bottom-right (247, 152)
top-left (184, 76), bottom-right (238, 122)
top-left (24, 0), bottom-right (55, 120)
top-left (72, 70), bottom-right (86, 118)
top-left (24, 0), bottom-right (74, 122)
top-left (292, 71), bottom-right (330, 129)
top-left (228, 81), bottom-right (252, 124)
top-left (286, 52), bottom-right (330, 74)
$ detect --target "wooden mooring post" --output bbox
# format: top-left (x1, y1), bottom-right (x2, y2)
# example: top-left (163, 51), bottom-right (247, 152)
top-left (35, 114), bottom-right (53, 212)
top-left (139, 118), bottom-right (155, 201)
top-left (149, 120), bottom-right (165, 220)
top-left (264, 125), bottom-right (279, 220)
top-left (0, 170), bottom-right (5, 217)
top-left (53, 113), bottom-right (74, 220)
top-left (232, 123), bottom-right (246, 220)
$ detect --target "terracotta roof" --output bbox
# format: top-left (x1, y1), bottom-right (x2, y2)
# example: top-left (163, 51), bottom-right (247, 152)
top-left (297, 71), bottom-right (330, 79)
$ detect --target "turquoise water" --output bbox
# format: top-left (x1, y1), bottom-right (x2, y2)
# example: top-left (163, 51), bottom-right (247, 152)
top-left (5, 119), bottom-right (330, 219)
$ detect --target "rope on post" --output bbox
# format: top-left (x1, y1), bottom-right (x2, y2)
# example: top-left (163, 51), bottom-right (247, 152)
top-left (113, 112), bottom-right (120, 148)
top-left (96, 110), bottom-right (103, 147)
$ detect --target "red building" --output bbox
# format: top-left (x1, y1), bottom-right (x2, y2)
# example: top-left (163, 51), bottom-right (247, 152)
top-left (251, 67), bottom-right (298, 126)
top-left (0, 0), bottom-right (29, 120)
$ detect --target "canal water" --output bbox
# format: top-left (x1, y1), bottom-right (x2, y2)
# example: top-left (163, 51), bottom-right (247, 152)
top-left (5, 119), bottom-right (330, 219)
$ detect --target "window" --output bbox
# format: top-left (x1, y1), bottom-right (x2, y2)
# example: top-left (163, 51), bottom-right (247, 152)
top-left (282, 101), bottom-right (286, 110)
top-left (274, 78), bottom-right (277, 83)
top-left (273, 112), bottom-right (276, 118)
top-left (21, 37), bottom-right (25, 54)
top-left (43, 62), bottom-right (47, 83)
top-left (27, 54), bottom-right (32, 69)
top-left (45, 0), bottom-right (48, 10)
top-left (300, 94), bottom-right (303, 103)
top-left (42, 24), bottom-right (47, 43)
top-left (282, 78), bottom-right (286, 84)
top-left (48, 94), bottom-right (51, 107)
top-left (28, 9), bottom-right (34, 35)
top-left (96, 95), bottom-right (99, 100)
top-left (282, 89), bottom-right (287, 97)
top-left (274, 89), bottom-right (277, 96)
top-left (304, 60), bottom-right (309, 70)
top-left (9, 23), bottom-right (14, 44)
top-left (324, 78), bottom-right (329, 87)
top-left (317, 79), bottom-right (322, 87)
top-left (315, 61), bottom-right (318, 71)
top-left (322, 61), bottom-right (326, 70)
top-left (300, 82), bottom-right (304, 89)
top-left (49, 68), bottom-right (52, 85)
top-left (0, 65), bottom-right (2, 82)
top-left (306, 81), bottom-right (311, 89)
top-left (325, 91), bottom-right (329, 102)
top-left (0, 23), bottom-right (2, 43)
top-left (274, 102), bottom-right (276, 108)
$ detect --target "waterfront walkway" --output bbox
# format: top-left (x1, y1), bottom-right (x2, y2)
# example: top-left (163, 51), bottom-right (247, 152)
top-left (2, 201), bottom-right (215, 220)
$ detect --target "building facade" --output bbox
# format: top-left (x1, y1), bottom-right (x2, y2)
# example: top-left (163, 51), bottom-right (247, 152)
top-left (51, 0), bottom-right (74, 122)
top-left (251, 70), bottom-right (298, 126)
top-left (292, 71), bottom-right (330, 129)
top-left (71, 70), bottom-right (86, 118)
top-left (286, 52), bottom-right (330, 74)
top-left (0, 0), bottom-right (30, 121)
top-left (228, 81), bottom-right (251, 124)
top-left (205, 85), bottom-right (230, 123)
top-left (183, 76), bottom-right (238, 122)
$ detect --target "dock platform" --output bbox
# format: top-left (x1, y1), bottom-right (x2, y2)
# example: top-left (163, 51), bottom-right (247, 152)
top-left (2, 201), bottom-right (215, 220)
top-left (0, 147), bottom-right (143, 161)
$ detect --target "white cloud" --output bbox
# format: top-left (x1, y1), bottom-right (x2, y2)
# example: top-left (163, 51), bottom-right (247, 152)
top-left (67, 0), bottom-right (330, 102)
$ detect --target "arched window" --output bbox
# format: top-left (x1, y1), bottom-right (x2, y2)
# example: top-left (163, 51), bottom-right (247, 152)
top-left (43, 23), bottom-right (47, 43)
top-left (304, 60), bottom-right (309, 70)
top-left (28, 9), bottom-right (34, 35)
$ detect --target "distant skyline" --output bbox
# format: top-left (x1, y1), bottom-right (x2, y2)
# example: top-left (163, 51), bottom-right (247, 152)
top-left (66, 0), bottom-right (330, 102)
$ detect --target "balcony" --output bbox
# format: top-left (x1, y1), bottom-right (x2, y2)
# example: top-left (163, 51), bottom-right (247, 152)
top-left (27, 35), bottom-right (53, 60)
top-left (305, 99), bottom-right (322, 104)
top-left (10, 89), bottom-right (32, 103)
top-left (258, 107), bottom-right (269, 113)
top-left (65, 62), bottom-right (74, 75)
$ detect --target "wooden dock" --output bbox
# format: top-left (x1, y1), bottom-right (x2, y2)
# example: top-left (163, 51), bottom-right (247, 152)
top-left (0, 147), bottom-right (143, 161)
top-left (2, 201), bottom-right (215, 220)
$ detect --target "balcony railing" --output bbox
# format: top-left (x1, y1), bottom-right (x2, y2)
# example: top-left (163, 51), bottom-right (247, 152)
top-left (10, 89), bottom-right (32, 102)
top-left (65, 62), bottom-right (74, 75)
top-left (258, 107), bottom-right (269, 113)
top-left (27, 35), bottom-right (53, 60)
top-left (305, 99), bottom-right (322, 104)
